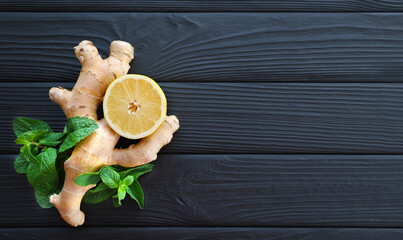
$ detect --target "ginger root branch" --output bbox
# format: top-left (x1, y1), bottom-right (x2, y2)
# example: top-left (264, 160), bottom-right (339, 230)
top-left (111, 115), bottom-right (180, 167)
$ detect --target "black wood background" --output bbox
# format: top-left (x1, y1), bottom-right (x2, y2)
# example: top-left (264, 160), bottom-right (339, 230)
top-left (1, 1), bottom-right (403, 239)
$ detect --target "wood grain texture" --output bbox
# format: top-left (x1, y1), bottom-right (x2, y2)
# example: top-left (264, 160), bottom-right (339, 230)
top-left (1, 227), bottom-right (403, 240)
top-left (2, 154), bottom-right (403, 227)
top-left (3, 82), bottom-right (403, 154)
top-left (2, 13), bottom-right (403, 83)
top-left (2, 0), bottom-right (403, 12)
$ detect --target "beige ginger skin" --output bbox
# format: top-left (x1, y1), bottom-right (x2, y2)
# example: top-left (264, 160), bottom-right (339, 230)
top-left (49, 40), bottom-right (180, 227)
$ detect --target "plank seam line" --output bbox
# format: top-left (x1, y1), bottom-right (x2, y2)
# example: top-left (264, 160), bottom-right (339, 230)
top-left (1, 226), bottom-right (403, 229)
top-left (3, 11), bottom-right (403, 13)
top-left (5, 81), bottom-right (403, 84)
top-left (4, 152), bottom-right (403, 156)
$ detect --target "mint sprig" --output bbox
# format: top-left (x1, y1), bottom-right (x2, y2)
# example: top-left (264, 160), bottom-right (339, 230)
top-left (13, 116), bottom-right (153, 210)
top-left (77, 164), bottom-right (153, 209)
top-left (12, 116), bottom-right (99, 208)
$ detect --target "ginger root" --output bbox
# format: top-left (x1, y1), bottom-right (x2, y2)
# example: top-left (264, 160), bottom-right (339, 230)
top-left (49, 40), bottom-right (180, 227)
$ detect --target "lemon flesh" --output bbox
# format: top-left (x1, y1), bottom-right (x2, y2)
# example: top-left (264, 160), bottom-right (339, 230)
top-left (103, 74), bottom-right (167, 139)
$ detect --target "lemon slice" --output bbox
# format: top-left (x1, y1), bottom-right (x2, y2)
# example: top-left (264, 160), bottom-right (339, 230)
top-left (103, 74), bottom-right (167, 139)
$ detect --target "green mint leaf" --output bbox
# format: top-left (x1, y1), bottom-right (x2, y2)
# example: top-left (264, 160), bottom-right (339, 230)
top-left (13, 117), bottom-right (52, 137)
top-left (82, 183), bottom-right (115, 204)
top-left (34, 191), bottom-right (53, 209)
top-left (31, 129), bottom-right (48, 142)
top-left (121, 175), bottom-right (134, 187)
top-left (22, 129), bottom-right (47, 141)
top-left (75, 165), bottom-right (121, 187)
top-left (56, 151), bottom-right (70, 190)
top-left (15, 129), bottom-right (49, 145)
top-left (26, 148), bottom-right (60, 208)
top-left (15, 130), bottom-right (37, 144)
top-left (14, 152), bottom-right (29, 174)
top-left (74, 172), bottom-right (101, 187)
top-left (39, 132), bottom-right (65, 146)
top-left (111, 165), bottom-right (129, 172)
top-left (112, 195), bottom-right (121, 208)
top-left (37, 147), bottom-right (57, 166)
top-left (118, 185), bottom-right (126, 201)
top-left (90, 182), bottom-right (110, 193)
top-left (100, 167), bottom-right (120, 189)
top-left (59, 117), bottom-right (98, 152)
top-left (126, 180), bottom-right (144, 209)
top-left (120, 164), bottom-right (154, 180)
top-left (15, 135), bottom-right (29, 145)
top-left (21, 145), bottom-right (40, 165)
top-left (33, 146), bottom-right (40, 155)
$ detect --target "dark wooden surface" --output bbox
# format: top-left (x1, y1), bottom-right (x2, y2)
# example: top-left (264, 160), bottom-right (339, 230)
top-left (3, 13), bottom-right (403, 83)
top-left (1, 3), bottom-right (403, 240)
top-left (2, 227), bottom-right (403, 240)
top-left (2, 153), bottom-right (403, 227)
top-left (3, 82), bottom-right (403, 154)
top-left (3, 0), bottom-right (403, 12)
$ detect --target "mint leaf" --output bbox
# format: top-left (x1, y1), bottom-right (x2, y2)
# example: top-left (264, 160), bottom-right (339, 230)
top-left (21, 145), bottom-right (39, 165)
top-left (75, 165), bottom-right (118, 187)
top-left (82, 182), bottom-right (115, 204)
top-left (55, 151), bottom-right (70, 189)
top-left (90, 182), bottom-right (110, 193)
top-left (34, 191), bottom-right (53, 209)
top-left (118, 186), bottom-right (126, 200)
top-left (112, 165), bottom-right (129, 172)
top-left (27, 148), bottom-right (59, 191)
top-left (121, 175), bottom-right (134, 187)
top-left (114, 185), bottom-right (126, 208)
top-left (15, 135), bottom-right (29, 145)
top-left (112, 195), bottom-right (121, 208)
top-left (59, 117), bottom-right (98, 152)
top-left (37, 147), bottom-right (57, 165)
top-left (127, 180), bottom-right (144, 209)
top-left (120, 164), bottom-right (154, 180)
top-left (31, 129), bottom-right (48, 142)
top-left (13, 117), bottom-right (52, 137)
top-left (100, 167), bottom-right (120, 189)
top-left (14, 152), bottom-right (29, 174)
top-left (39, 132), bottom-right (65, 146)
top-left (74, 172), bottom-right (101, 187)
top-left (32, 146), bottom-right (39, 155)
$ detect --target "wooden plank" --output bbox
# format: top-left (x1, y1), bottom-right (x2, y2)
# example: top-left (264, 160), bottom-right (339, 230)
top-left (1, 227), bottom-right (403, 240)
top-left (2, 154), bottom-right (403, 227)
top-left (2, 13), bottom-right (403, 83)
top-left (2, 0), bottom-right (403, 12)
top-left (3, 82), bottom-right (403, 154)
